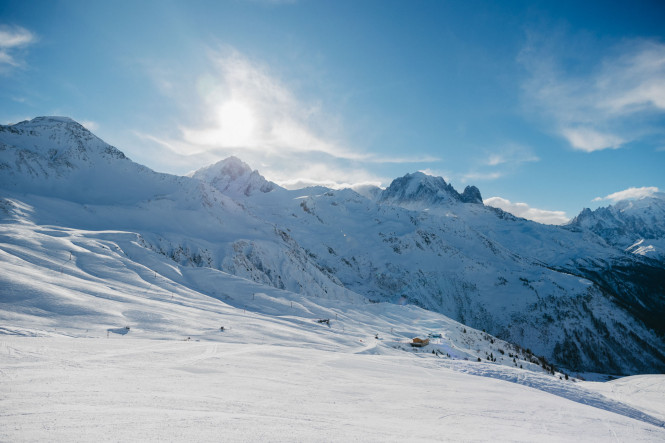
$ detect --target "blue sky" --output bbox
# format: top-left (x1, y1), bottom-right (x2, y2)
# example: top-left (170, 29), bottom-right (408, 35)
top-left (1, 0), bottom-right (664, 223)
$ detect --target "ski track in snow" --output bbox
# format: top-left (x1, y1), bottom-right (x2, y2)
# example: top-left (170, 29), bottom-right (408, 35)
top-left (431, 359), bottom-right (665, 429)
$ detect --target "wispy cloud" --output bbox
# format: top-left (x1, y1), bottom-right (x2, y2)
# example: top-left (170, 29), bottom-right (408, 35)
top-left (520, 36), bottom-right (665, 152)
top-left (80, 120), bottom-right (99, 131)
top-left (139, 47), bottom-right (433, 187)
top-left (459, 143), bottom-right (538, 183)
top-left (559, 128), bottom-right (624, 153)
top-left (461, 171), bottom-right (504, 182)
top-left (0, 25), bottom-right (36, 72)
top-left (484, 144), bottom-right (539, 167)
top-left (592, 186), bottom-right (660, 203)
top-left (277, 170), bottom-right (383, 191)
top-left (367, 154), bottom-right (441, 164)
top-left (175, 49), bottom-right (363, 161)
top-left (484, 196), bottom-right (569, 225)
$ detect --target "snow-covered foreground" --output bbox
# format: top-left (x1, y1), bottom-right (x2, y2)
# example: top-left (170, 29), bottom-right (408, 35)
top-left (2, 337), bottom-right (664, 442)
top-left (1, 191), bottom-right (665, 441)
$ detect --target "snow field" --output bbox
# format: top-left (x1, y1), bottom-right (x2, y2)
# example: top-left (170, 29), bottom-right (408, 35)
top-left (1, 219), bottom-right (665, 441)
top-left (2, 337), bottom-right (665, 442)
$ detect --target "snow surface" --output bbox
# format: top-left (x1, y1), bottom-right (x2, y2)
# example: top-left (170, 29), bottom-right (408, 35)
top-left (569, 193), bottom-right (665, 260)
top-left (1, 196), bottom-right (664, 441)
top-left (2, 117), bottom-right (665, 440)
top-left (2, 337), bottom-right (664, 442)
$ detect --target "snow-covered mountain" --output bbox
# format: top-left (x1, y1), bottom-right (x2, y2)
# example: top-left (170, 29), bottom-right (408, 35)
top-left (2, 117), bottom-right (664, 377)
top-left (0, 116), bottom-right (189, 205)
top-left (569, 194), bottom-right (665, 261)
top-left (189, 156), bottom-right (277, 197)
top-left (212, 165), bottom-right (665, 375)
top-left (379, 171), bottom-right (483, 207)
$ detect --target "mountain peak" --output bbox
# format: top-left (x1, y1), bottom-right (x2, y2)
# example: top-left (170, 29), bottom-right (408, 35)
top-left (1, 116), bottom-right (128, 161)
top-left (460, 185), bottom-right (483, 204)
top-left (27, 116), bottom-right (77, 124)
top-left (0, 115), bottom-right (179, 204)
top-left (191, 156), bottom-right (277, 197)
top-left (568, 192), bottom-right (665, 260)
top-left (12, 116), bottom-right (87, 131)
top-left (208, 156), bottom-right (253, 180)
top-left (379, 171), bottom-right (482, 207)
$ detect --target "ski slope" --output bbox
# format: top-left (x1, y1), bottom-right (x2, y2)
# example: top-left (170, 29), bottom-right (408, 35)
top-left (1, 208), bottom-right (665, 441)
top-left (3, 337), bottom-right (665, 442)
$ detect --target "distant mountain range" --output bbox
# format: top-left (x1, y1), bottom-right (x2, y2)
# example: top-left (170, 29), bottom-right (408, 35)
top-left (1, 117), bottom-right (664, 375)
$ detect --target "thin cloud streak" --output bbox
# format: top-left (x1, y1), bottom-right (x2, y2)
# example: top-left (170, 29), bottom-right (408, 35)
top-left (593, 186), bottom-right (660, 203)
top-left (460, 143), bottom-right (539, 184)
top-left (521, 37), bottom-right (665, 152)
top-left (484, 196), bottom-right (570, 225)
top-left (367, 154), bottom-right (441, 164)
top-left (0, 25), bottom-right (36, 71)
top-left (461, 171), bottom-right (504, 182)
top-left (265, 162), bottom-right (385, 191)
top-left (485, 146), bottom-right (538, 167)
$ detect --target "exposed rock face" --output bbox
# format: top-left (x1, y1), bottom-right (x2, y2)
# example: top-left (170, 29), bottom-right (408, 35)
top-left (379, 171), bottom-right (482, 207)
top-left (460, 185), bottom-right (483, 204)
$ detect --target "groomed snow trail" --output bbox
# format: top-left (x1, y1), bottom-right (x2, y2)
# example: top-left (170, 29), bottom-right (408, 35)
top-left (2, 337), bottom-right (665, 442)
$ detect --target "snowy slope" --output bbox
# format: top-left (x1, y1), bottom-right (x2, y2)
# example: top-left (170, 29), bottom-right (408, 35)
top-left (569, 194), bottom-right (665, 262)
top-left (2, 117), bottom-right (664, 376)
top-left (2, 337), bottom-right (665, 442)
top-left (0, 118), bottom-right (355, 304)
top-left (0, 117), bottom-right (188, 204)
top-left (198, 158), bottom-right (665, 375)
top-left (1, 202), bottom-right (665, 441)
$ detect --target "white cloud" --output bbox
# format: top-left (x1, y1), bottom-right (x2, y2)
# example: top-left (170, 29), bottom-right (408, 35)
top-left (176, 49), bottom-right (363, 161)
top-left (138, 47), bottom-right (434, 188)
top-left (461, 171), bottom-right (504, 182)
top-left (459, 143), bottom-right (538, 184)
top-left (484, 196), bottom-right (570, 225)
top-left (0, 25), bottom-right (36, 71)
top-left (521, 37), bottom-right (665, 152)
top-left (367, 154), bottom-right (441, 164)
top-left (592, 186), bottom-right (660, 203)
top-left (598, 41), bottom-right (665, 113)
top-left (80, 120), bottom-right (99, 131)
top-left (262, 160), bottom-right (386, 192)
top-left (560, 127), bottom-right (624, 153)
top-left (484, 144), bottom-right (539, 167)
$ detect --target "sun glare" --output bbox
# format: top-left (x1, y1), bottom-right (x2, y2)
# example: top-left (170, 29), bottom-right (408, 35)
top-left (216, 100), bottom-right (255, 146)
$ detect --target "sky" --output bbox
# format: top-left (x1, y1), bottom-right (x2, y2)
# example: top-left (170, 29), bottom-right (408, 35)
top-left (1, 0), bottom-right (664, 224)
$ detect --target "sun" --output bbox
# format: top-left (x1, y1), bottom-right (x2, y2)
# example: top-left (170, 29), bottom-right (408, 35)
top-left (216, 100), bottom-right (255, 146)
